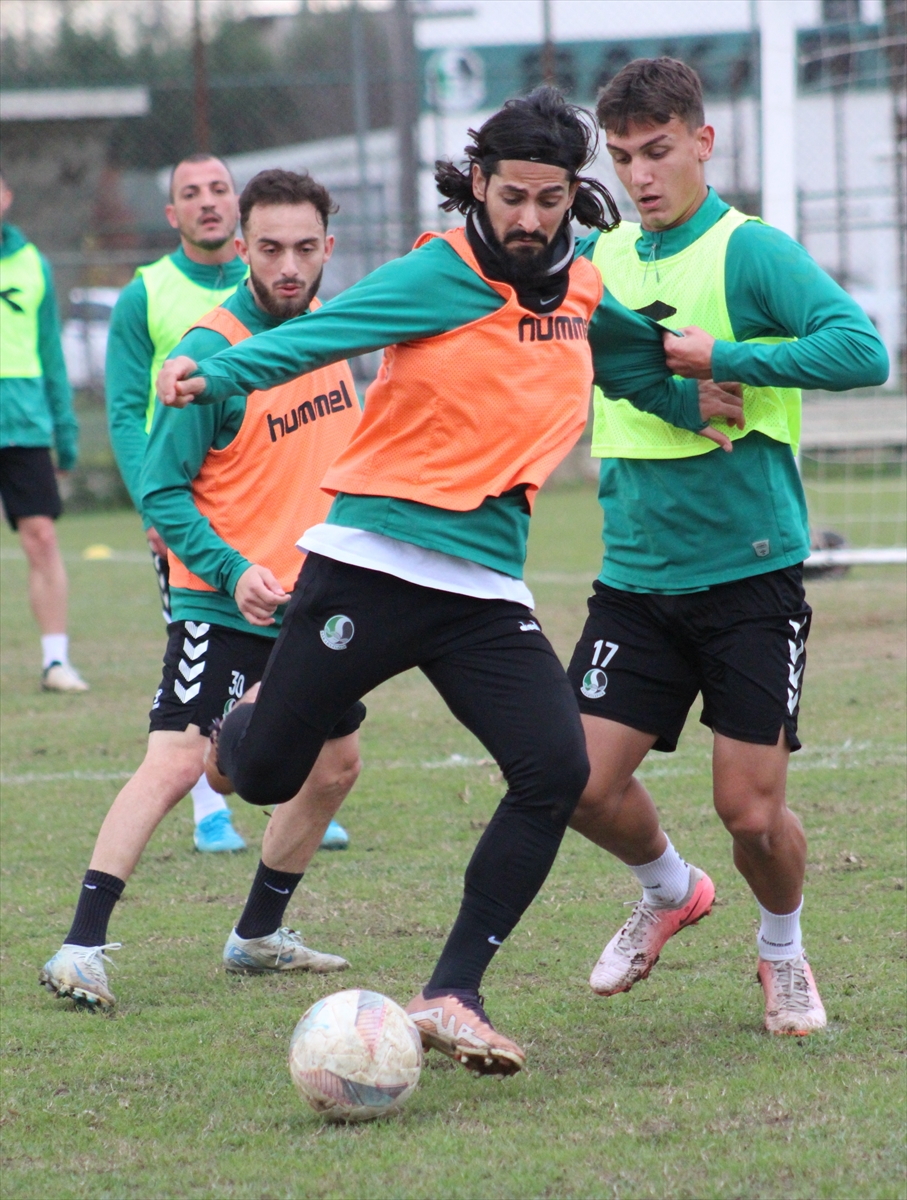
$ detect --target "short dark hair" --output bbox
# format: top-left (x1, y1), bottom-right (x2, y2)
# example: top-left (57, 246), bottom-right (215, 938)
top-left (168, 152), bottom-right (235, 201)
top-left (434, 86), bottom-right (620, 231)
top-left (238, 168), bottom-right (338, 233)
top-left (596, 58), bottom-right (705, 136)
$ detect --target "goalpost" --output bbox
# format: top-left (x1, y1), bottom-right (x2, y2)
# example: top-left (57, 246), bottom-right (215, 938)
top-left (801, 395), bottom-right (907, 569)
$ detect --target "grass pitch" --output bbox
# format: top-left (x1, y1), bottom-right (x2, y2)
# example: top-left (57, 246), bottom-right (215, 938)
top-left (1, 492), bottom-right (905, 1200)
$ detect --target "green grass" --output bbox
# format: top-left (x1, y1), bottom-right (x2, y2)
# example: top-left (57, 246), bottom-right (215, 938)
top-left (1, 493), bottom-right (905, 1200)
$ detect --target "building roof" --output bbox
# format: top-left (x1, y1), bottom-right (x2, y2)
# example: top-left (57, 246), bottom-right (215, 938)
top-left (0, 87), bottom-right (150, 122)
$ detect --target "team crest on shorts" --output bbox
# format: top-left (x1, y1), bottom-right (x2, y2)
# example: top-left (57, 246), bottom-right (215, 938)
top-left (581, 668), bottom-right (608, 699)
top-left (320, 614), bottom-right (355, 650)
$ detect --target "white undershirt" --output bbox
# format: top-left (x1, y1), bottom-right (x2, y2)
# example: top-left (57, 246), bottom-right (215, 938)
top-left (298, 524), bottom-right (535, 608)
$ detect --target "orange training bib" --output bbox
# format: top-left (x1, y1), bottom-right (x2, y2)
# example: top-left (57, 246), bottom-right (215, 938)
top-left (168, 302), bottom-right (361, 594)
top-left (321, 227), bottom-right (602, 512)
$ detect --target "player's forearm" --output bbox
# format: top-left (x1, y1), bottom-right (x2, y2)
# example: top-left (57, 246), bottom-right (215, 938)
top-left (722, 222), bottom-right (890, 391)
top-left (590, 293), bottom-right (704, 431)
top-left (191, 247), bottom-right (486, 404)
top-left (37, 266), bottom-right (76, 435)
top-left (141, 485), bottom-right (251, 594)
top-left (106, 283), bottom-right (157, 505)
top-left (107, 416), bottom-right (148, 511)
top-left (712, 328), bottom-right (889, 392)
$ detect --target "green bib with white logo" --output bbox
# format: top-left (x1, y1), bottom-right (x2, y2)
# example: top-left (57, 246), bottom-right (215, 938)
top-left (137, 255), bottom-right (240, 432)
top-left (591, 208), bottom-right (801, 459)
top-left (0, 242), bottom-right (46, 379)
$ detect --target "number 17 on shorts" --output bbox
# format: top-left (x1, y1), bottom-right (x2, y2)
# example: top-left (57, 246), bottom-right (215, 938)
top-left (581, 640), bottom-right (618, 700)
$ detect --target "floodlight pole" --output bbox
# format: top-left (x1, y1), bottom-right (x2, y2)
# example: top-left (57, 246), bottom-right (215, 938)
top-left (758, 0), bottom-right (798, 238)
top-left (390, 0), bottom-right (420, 255)
top-left (351, 1), bottom-right (374, 272)
top-left (193, 0), bottom-right (210, 153)
top-left (541, 0), bottom-right (555, 86)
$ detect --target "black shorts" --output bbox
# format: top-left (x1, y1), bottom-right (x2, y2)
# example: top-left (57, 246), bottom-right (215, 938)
top-left (566, 566), bottom-right (811, 752)
top-left (0, 446), bottom-right (62, 529)
top-left (149, 619), bottom-right (366, 740)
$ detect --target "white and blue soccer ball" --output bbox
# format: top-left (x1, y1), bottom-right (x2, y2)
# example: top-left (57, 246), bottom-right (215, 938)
top-left (289, 989), bottom-right (423, 1122)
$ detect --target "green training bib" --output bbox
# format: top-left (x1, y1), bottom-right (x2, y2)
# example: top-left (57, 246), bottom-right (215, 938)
top-left (591, 208), bottom-right (801, 459)
top-left (137, 255), bottom-right (240, 432)
top-left (0, 242), bottom-right (46, 379)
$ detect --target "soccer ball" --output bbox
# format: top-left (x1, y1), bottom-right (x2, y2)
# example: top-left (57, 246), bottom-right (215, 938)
top-left (289, 989), bottom-right (423, 1122)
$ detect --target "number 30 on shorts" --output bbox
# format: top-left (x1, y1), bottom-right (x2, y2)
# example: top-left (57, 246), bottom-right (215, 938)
top-left (581, 640), bottom-right (618, 700)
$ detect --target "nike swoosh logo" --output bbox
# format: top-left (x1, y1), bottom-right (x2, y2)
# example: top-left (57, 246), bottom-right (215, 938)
top-left (488, 935), bottom-right (502, 945)
top-left (539, 295), bottom-right (558, 307)
top-left (263, 883), bottom-right (290, 894)
top-left (83, 884), bottom-right (98, 890)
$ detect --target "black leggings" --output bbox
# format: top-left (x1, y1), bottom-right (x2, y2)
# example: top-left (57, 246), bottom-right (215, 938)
top-left (220, 553), bottom-right (589, 988)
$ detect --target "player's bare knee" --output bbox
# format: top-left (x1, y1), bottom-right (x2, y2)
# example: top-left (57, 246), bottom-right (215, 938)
top-left (20, 517), bottom-right (59, 563)
top-left (720, 802), bottom-right (784, 852)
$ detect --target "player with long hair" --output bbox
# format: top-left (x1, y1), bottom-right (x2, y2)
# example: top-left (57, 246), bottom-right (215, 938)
top-left (157, 88), bottom-right (742, 1075)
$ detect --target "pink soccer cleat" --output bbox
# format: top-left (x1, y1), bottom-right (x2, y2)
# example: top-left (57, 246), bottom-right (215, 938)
top-left (758, 953), bottom-right (827, 1035)
top-left (590, 866), bottom-right (715, 996)
top-left (405, 990), bottom-right (526, 1076)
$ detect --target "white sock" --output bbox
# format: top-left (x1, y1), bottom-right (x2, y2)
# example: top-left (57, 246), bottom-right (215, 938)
top-left (41, 634), bottom-right (68, 669)
top-left (191, 774), bottom-right (228, 824)
top-left (631, 838), bottom-right (691, 907)
top-left (757, 900), bottom-right (803, 961)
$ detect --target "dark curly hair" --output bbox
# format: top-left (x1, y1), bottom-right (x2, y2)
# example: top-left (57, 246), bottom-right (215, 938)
top-left (434, 87), bottom-right (620, 231)
top-left (239, 168), bottom-right (338, 233)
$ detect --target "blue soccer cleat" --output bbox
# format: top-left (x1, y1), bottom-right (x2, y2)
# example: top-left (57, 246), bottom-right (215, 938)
top-left (194, 809), bottom-right (246, 853)
top-left (319, 818), bottom-right (349, 850)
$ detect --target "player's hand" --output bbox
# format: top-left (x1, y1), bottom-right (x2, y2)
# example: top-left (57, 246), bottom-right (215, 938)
top-left (156, 356), bottom-right (205, 408)
top-left (696, 380), bottom-right (745, 452)
top-left (663, 326), bottom-right (716, 378)
top-left (234, 564), bottom-right (290, 626)
top-left (146, 527), bottom-right (167, 558)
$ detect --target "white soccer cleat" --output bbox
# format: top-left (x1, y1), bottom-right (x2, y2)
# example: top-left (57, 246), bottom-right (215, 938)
top-left (223, 927), bottom-right (349, 974)
top-left (758, 953), bottom-right (827, 1035)
top-left (39, 943), bottom-right (120, 1008)
top-left (41, 662), bottom-right (89, 693)
top-left (590, 866), bottom-right (715, 996)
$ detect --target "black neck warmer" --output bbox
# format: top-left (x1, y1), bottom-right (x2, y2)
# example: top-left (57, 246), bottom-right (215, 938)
top-left (465, 207), bottom-right (574, 314)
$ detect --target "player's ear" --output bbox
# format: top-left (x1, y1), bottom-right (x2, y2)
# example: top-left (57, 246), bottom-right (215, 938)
top-left (322, 234), bottom-right (335, 263)
top-left (235, 234), bottom-right (250, 264)
top-left (697, 124), bottom-right (715, 162)
top-left (471, 163), bottom-right (488, 203)
top-left (164, 203), bottom-right (179, 230)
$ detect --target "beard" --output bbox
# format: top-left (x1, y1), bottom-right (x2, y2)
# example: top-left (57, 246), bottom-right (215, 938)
top-left (191, 234), bottom-right (233, 252)
top-left (475, 205), bottom-right (566, 286)
top-left (249, 267), bottom-right (323, 320)
top-left (179, 217), bottom-right (233, 253)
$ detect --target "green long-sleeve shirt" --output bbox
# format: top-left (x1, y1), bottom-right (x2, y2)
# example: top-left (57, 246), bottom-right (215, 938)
top-left (105, 246), bottom-right (247, 524)
top-left (577, 189), bottom-right (889, 592)
top-left (0, 224), bottom-right (77, 467)
top-left (185, 234), bottom-right (701, 577)
top-left (141, 281), bottom-right (288, 635)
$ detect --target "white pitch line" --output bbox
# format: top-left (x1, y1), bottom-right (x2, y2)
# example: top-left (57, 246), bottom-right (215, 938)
top-left (0, 770), bottom-right (134, 785)
top-left (3, 744), bottom-right (904, 787)
top-left (0, 548), bottom-right (149, 564)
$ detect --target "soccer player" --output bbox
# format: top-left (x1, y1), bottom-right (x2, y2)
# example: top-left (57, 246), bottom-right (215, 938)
top-left (0, 173), bottom-right (87, 692)
top-left (158, 89), bottom-right (743, 1075)
top-left (106, 154), bottom-right (350, 853)
top-left (40, 169), bottom-right (364, 1010)
top-left (105, 152), bottom-right (248, 851)
top-left (565, 58), bottom-right (889, 1034)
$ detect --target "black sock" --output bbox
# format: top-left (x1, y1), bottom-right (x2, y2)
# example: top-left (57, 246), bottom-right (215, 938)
top-left (235, 860), bottom-right (303, 940)
top-left (426, 901), bottom-right (506, 994)
top-left (426, 804), bottom-right (569, 994)
top-left (65, 870), bottom-right (126, 947)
